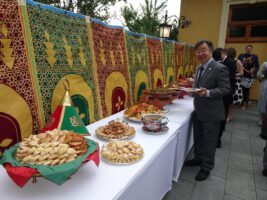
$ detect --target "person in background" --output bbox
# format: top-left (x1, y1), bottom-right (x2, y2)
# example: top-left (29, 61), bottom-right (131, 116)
top-left (240, 55), bottom-right (255, 110)
top-left (226, 47), bottom-right (244, 121)
top-left (185, 40), bottom-right (230, 181)
top-left (262, 97), bottom-right (267, 176)
top-left (212, 48), bottom-right (236, 148)
top-left (257, 61), bottom-right (267, 127)
top-left (238, 44), bottom-right (260, 75)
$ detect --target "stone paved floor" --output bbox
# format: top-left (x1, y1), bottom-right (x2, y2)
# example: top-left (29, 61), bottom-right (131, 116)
top-left (164, 103), bottom-right (267, 200)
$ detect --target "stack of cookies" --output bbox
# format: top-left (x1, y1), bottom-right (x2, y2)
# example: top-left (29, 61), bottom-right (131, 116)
top-left (15, 129), bottom-right (88, 166)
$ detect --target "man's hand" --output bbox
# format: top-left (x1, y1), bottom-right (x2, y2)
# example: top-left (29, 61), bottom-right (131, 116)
top-left (197, 87), bottom-right (207, 97)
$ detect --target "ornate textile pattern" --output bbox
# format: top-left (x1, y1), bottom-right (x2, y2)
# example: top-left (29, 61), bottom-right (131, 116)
top-left (26, 2), bottom-right (99, 124)
top-left (183, 43), bottom-right (190, 78)
top-left (146, 37), bottom-right (164, 88)
top-left (163, 40), bottom-right (175, 85)
top-left (125, 31), bottom-right (151, 103)
top-left (174, 42), bottom-right (184, 79)
top-left (90, 19), bottom-right (132, 117)
top-left (0, 0), bottom-right (41, 156)
top-left (189, 46), bottom-right (196, 76)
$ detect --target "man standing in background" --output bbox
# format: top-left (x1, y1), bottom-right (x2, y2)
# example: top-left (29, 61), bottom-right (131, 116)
top-left (215, 48), bottom-right (237, 148)
top-left (239, 44), bottom-right (260, 75)
top-left (185, 40), bottom-right (230, 181)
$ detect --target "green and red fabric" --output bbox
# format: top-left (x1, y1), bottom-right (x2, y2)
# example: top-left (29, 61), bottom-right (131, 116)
top-left (41, 105), bottom-right (89, 135)
top-left (163, 40), bottom-right (175, 85)
top-left (146, 36), bottom-right (165, 88)
top-left (174, 42), bottom-right (185, 80)
top-left (26, 1), bottom-right (100, 125)
top-left (0, 138), bottom-right (99, 187)
top-left (0, 0), bottom-right (43, 157)
top-left (125, 31), bottom-right (151, 103)
top-left (90, 19), bottom-right (132, 117)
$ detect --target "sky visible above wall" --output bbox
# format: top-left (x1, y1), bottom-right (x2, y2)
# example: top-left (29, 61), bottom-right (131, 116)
top-left (108, 0), bottom-right (181, 26)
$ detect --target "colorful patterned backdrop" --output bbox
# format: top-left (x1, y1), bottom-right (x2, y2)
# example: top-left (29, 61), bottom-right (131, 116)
top-left (0, 0), bottom-right (196, 155)
top-left (90, 19), bottom-right (132, 117)
top-left (163, 40), bottom-right (175, 85)
top-left (174, 42), bottom-right (184, 80)
top-left (125, 31), bottom-right (151, 103)
top-left (183, 43), bottom-right (190, 78)
top-left (189, 46), bottom-right (196, 76)
top-left (26, 1), bottom-right (99, 125)
top-left (0, 0), bottom-right (42, 156)
top-left (146, 36), bottom-right (164, 88)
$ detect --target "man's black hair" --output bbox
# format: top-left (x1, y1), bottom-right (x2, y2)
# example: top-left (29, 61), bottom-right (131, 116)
top-left (194, 40), bottom-right (214, 51)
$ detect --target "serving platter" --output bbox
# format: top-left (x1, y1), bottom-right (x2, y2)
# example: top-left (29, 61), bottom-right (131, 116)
top-left (101, 141), bottom-right (144, 165)
top-left (142, 126), bottom-right (169, 135)
top-left (95, 120), bottom-right (136, 140)
top-left (180, 87), bottom-right (202, 93)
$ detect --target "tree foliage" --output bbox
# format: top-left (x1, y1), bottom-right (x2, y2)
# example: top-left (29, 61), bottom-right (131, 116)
top-left (35, 0), bottom-right (126, 21)
top-left (121, 0), bottom-right (168, 37)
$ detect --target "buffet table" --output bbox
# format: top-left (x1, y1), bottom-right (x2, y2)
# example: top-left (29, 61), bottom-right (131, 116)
top-left (0, 96), bottom-right (194, 200)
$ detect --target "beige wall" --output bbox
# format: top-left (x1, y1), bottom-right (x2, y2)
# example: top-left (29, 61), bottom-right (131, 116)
top-left (179, 0), bottom-right (223, 47)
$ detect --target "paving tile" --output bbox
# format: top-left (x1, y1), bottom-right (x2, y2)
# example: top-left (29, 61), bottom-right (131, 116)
top-left (232, 121), bottom-right (249, 130)
top-left (253, 164), bottom-right (263, 176)
top-left (163, 180), bottom-right (195, 200)
top-left (256, 189), bottom-right (267, 200)
top-left (231, 133), bottom-right (251, 154)
top-left (223, 194), bottom-right (244, 200)
top-left (221, 133), bottom-right (231, 150)
top-left (212, 149), bottom-right (230, 179)
top-left (251, 144), bottom-right (264, 157)
top-left (252, 155), bottom-right (263, 166)
top-left (255, 174), bottom-right (267, 191)
top-left (179, 165), bottom-right (199, 184)
top-left (247, 114), bottom-right (260, 122)
top-left (191, 176), bottom-right (225, 200)
top-left (228, 151), bottom-right (253, 174)
top-left (251, 138), bottom-right (266, 157)
top-left (225, 168), bottom-right (256, 200)
top-left (233, 114), bottom-right (247, 122)
top-left (231, 129), bottom-right (250, 138)
top-left (171, 104), bottom-right (265, 200)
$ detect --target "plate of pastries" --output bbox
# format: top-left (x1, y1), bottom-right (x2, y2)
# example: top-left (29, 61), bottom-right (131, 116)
top-left (124, 103), bottom-right (162, 122)
top-left (15, 129), bottom-right (88, 166)
top-left (101, 140), bottom-right (144, 164)
top-left (95, 120), bottom-right (135, 140)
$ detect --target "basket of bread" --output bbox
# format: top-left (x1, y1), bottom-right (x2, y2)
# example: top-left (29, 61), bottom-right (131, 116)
top-left (0, 129), bottom-right (99, 187)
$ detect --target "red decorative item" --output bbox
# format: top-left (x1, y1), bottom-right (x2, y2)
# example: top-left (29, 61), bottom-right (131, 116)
top-left (3, 147), bottom-right (99, 188)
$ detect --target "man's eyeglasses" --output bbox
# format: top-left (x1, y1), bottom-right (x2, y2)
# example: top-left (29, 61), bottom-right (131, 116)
top-left (195, 49), bottom-right (210, 55)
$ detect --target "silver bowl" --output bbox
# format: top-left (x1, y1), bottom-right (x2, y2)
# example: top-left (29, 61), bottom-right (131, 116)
top-left (141, 114), bottom-right (168, 132)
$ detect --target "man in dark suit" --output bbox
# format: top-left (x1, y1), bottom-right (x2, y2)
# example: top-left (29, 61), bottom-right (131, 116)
top-left (216, 48), bottom-right (236, 148)
top-left (238, 44), bottom-right (259, 75)
top-left (185, 40), bottom-right (230, 181)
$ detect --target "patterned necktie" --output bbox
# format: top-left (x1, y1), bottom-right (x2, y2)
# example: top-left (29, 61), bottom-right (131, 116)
top-left (196, 66), bottom-right (204, 87)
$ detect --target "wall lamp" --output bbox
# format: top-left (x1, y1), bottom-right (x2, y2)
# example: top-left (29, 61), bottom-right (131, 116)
top-left (159, 10), bottom-right (191, 39)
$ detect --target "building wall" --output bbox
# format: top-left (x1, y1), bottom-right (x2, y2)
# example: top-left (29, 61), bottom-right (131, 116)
top-left (179, 0), bottom-right (267, 100)
top-left (179, 0), bottom-right (223, 46)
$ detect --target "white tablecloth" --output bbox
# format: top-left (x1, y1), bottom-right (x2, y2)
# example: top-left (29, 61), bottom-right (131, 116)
top-left (0, 96), bottom-right (194, 200)
top-left (163, 96), bottom-right (194, 181)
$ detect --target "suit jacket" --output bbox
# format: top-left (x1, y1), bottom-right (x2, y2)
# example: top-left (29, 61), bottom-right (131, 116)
top-left (194, 59), bottom-right (230, 121)
top-left (222, 56), bottom-right (236, 94)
